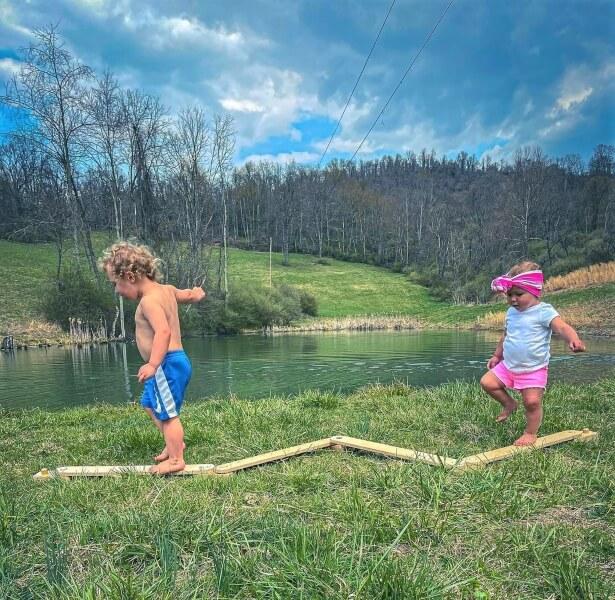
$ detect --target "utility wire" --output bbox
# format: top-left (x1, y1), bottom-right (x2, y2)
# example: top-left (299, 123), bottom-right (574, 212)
top-left (348, 0), bottom-right (455, 163)
top-left (318, 0), bottom-right (396, 168)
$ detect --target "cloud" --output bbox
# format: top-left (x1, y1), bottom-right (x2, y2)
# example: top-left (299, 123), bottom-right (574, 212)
top-left (0, 58), bottom-right (21, 77)
top-left (540, 60), bottom-right (615, 140)
top-left (0, 1), bottom-right (32, 37)
top-left (212, 66), bottom-right (322, 145)
top-left (556, 86), bottom-right (593, 112)
top-left (220, 98), bottom-right (265, 113)
top-left (552, 61), bottom-right (614, 115)
top-left (110, 7), bottom-right (269, 58)
top-left (240, 151), bottom-right (320, 165)
top-left (150, 16), bottom-right (248, 52)
top-left (0, 0), bottom-right (612, 164)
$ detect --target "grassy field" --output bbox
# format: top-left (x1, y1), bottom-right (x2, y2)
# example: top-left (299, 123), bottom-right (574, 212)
top-left (1, 379), bottom-right (613, 598)
top-left (2, 238), bottom-right (615, 342)
top-left (0, 238), bottom-right (488, 325)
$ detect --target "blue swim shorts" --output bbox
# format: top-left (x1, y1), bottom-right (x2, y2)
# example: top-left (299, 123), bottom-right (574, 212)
top-left (140, 350), bottom-right (192, 421)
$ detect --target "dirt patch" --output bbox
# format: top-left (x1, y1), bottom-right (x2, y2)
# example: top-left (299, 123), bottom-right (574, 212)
top-left (521, 506), bottom-right (598, 529)
top-left (558, 303), bottom-right (615, 335)
top-left (475, 300), bottom-right (615, 334)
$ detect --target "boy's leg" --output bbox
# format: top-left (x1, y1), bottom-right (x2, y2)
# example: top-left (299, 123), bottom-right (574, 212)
top-left (154, 443), bottom-right (187, 462)
top-left (150, 417), bottom-right (186, 474)
top-left (514, 387), bottom-right (544, 446)
top-left (480, 371), bottom-right (518, 422)
top-left (144, 407), bottom-right (186, 462)
top-left (144, 407), bottom-right (163, 434)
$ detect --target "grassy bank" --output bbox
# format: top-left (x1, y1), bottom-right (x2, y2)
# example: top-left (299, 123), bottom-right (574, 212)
top-left (1, 379), bottom-right (613, 598)
top-left (2, 239), bottom-right (615, 345)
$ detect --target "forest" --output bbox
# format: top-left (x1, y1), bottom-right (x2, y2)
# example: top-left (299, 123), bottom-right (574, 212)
top-left (2, 28), bottom-right (614, 307)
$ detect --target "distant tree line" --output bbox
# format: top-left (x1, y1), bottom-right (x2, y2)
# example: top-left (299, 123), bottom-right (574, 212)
top-left (228, 144), bottom-right (614, 301)
top-left (1, 27), bottom-right (613, 305)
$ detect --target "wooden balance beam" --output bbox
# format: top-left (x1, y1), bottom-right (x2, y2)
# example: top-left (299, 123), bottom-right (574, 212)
top-left (33, 463), bottom-right (216, 479)
top-left (33, 438), bottom-right (334, 479)
top-left (32, 429), bottom-right (597, 479)
top-left (214, 438), bottom-right (333, 474)
top-left (328, 435), bottom-right (458, 468)
top-left (456, 428), bottom-right (598, 472)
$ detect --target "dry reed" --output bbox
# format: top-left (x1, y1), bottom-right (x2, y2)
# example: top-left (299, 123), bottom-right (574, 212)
top-left (2, 319), bottom-right (70, 346)
top-left (271, 315), bottom-right (426, 333)
top-left (68, 318), bottom-right (109, 344)
top-left (545, 262), bottom-right (615, 292)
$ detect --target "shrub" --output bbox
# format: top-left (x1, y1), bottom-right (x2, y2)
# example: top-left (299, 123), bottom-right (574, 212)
top-left (184, 282), bottom-right (318, 334)
top-left (41, 267), bottom-right (117, 332)
top-left (299, 290), bottom-right (318, 316)
top-left (271, 284), bottom-right (303, 325)
top-left (549, 255), bottom-right (590, 278)
top-left (457, 273), bottom-right (493, 304)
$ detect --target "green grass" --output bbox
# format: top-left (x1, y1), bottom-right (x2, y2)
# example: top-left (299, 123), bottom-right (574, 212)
top-left (548, 283), bottom-right (615, 306)
top-left (3, 238), bottom-right (615, 334)
top-left (1, 379), bottom-right (613, 598)
top-left (0, 240), bottom-right (61, 324)
top-left (229, 249), bottom-right (418, 317)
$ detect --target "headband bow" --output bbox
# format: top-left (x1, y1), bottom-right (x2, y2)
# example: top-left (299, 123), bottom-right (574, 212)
top-left (491, 270), bottom-right (543, 297)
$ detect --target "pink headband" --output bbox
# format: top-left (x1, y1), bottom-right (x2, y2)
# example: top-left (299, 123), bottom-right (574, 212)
top-left (491, 270), bottom-right (543, 297)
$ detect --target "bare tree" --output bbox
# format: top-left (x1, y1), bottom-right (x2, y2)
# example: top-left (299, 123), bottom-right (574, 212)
top-left (123, 89), bottom-right (168, 242)
top-left (212, 114), bottom-right (235, 301)
top-left (511, 147), bottom-right (548, 257)
top-left (87, 71), bottom-right (129, 337)
top-left (166, 105), bottom-right (214, 286)
top-left (1, 26), bottom-right (98, 276)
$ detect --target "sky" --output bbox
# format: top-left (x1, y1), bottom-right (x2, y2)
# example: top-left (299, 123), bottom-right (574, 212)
top-left (0, 0), bottom-right (613, 166)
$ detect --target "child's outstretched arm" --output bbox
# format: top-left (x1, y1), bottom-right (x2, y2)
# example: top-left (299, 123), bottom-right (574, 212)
top-left (174, 286), bottom-right (206, 304)
top-left (550, 316), bottom-right (586, 352)
top-left (138, 297), bottom-right (172, 382)
top-left (487, 332), bottom-right (505, 369)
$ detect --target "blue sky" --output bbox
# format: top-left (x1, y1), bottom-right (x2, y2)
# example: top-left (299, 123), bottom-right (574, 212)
top-left (0, 0), bottom-right (613, 165)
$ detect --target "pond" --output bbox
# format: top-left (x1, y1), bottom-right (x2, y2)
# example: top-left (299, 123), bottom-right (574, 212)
top-left (1, 330), bottom-right (614, 411)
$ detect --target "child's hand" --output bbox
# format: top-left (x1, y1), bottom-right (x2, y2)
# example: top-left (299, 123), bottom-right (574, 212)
top-left (487, 355), bottom-right (501, 369)
top-left (569, 339), bottom-right (586, 353)
top-left (138, 363), bottom-right (157, 383)
top-left (192, 287), bottom-right (206, 302)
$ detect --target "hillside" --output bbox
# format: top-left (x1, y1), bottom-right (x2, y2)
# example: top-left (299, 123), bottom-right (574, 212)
top-left (1, 239), bottom-right (615, 343)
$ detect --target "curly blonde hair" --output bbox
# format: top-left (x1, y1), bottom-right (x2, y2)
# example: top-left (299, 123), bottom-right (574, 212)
top-left (99, 241), bottom-right (162, 281)
top-left (507, 260), bottom-right (541, 277)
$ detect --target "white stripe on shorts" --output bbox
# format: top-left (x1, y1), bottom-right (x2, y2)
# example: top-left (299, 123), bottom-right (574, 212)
top-left (155, 366), bottom-right (178, 418)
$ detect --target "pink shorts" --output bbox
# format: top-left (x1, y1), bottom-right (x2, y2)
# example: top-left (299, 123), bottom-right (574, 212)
top-left (491, 361), bottom-right (548, 390)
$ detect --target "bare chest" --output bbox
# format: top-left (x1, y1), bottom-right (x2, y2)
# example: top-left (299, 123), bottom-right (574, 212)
top-left (135, 305), bottom-right (153, 335)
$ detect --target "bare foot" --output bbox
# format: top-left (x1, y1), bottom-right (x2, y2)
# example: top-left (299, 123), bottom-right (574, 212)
top-left (495, 401), bottom-right (518, 423)
top-left (154, 443), bottom-right (186, 462)
top-left (149, 459), bottom-right (186, 475)
top-left (514, 432), bottom-right (538, 446)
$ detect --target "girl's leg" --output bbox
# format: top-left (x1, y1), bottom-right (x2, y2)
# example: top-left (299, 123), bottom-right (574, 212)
top-left (480, 371), bottom-right (518, 422)
top-left (514, 387), bottom-right (544, 446)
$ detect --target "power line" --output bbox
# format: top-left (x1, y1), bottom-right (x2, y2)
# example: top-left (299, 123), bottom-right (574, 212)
top-left (348, 0), bottom-right (455, 164)
top-left (318, 0), bottom-right (396, 168)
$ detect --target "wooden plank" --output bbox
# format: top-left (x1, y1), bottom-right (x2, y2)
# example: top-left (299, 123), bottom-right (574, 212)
top-left (578, 427), bottom-right (599, 442)
top-left (214, 438), bottom-right (333, 474)
top-left (331, 436), bottom-right (458, 468)
top-left (33, 464), bottom-right (215, 479)
top-left (33, 428), bottom-right (597, 479)
top-left (457, 429), bottom-right (598, 470)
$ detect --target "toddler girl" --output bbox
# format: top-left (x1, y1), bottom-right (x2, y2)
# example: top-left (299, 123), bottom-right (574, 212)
top-left (480, 261), bottom-right (585, 446)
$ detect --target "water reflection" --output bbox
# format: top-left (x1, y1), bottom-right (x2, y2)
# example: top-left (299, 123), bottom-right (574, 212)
top-left (1, 330), bottom-right (614, 410)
